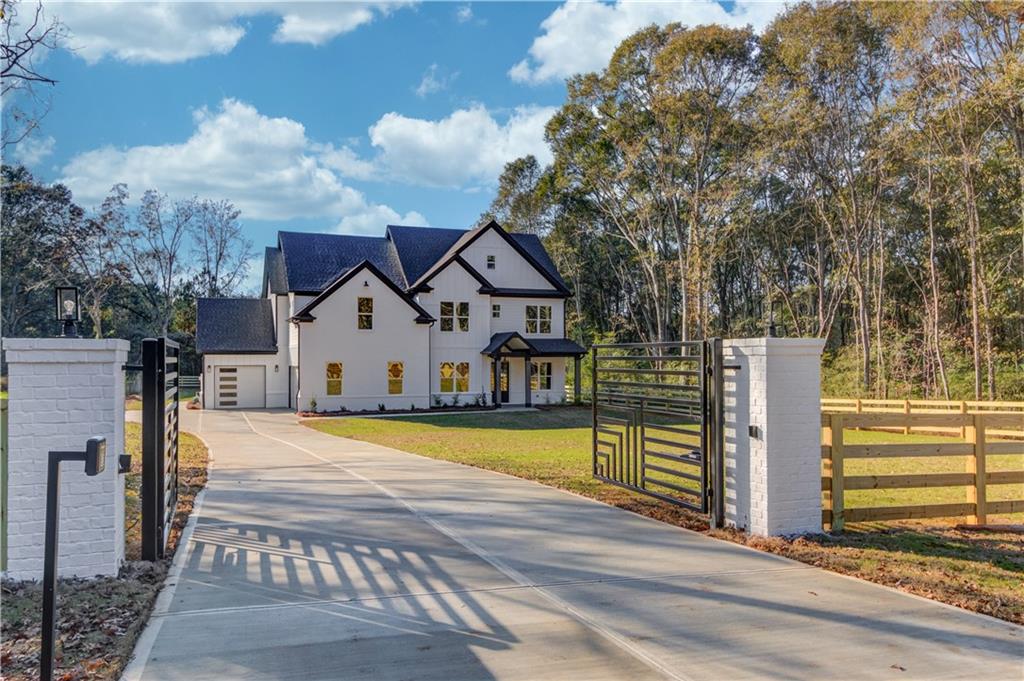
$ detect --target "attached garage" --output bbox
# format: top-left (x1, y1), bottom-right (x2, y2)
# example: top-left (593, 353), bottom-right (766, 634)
top-left (196, 297), bottom-right (280, 410)
top-left (214, 366), bottom-right (266, 409)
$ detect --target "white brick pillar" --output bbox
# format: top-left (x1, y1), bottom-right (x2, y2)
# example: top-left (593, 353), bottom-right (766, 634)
top-left (2, 338), bottom-right (129, 579)
top-left (722, 338), bottom-right (825, 536)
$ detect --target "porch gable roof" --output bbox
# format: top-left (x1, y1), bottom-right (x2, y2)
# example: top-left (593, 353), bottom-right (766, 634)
top-left (482, 332), bottom-right (586, 358)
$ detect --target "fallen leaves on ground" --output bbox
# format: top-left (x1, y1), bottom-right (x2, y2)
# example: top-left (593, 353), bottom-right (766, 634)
top-left (1, 424), bottom-right (209, 681)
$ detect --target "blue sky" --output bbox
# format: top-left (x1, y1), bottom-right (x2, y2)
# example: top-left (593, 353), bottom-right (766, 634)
top-left (12, 0), bottom-right (782, 280)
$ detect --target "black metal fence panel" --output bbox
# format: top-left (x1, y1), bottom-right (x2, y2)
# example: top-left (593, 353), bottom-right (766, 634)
top-left (591, 339), bottom-right (725, 526)
top-left (141, 337), bottom-right (180, 561)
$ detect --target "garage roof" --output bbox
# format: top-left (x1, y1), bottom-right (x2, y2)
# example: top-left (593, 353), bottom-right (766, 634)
top-left (196, 298), bottom-right (277, 354)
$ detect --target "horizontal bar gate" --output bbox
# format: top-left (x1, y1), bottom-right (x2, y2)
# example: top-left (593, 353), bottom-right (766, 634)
top-left (141, 337), bottom-right (181, 560)
top-left (591, 339), bottom-right (725, 527)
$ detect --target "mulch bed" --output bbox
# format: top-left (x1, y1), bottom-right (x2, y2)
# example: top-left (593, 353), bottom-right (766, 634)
top-left (300, 404), bottom-right (498, 418)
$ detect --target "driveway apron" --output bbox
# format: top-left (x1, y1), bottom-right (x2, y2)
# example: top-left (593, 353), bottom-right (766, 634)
top-left (127, 410), bottom-right (1023, 681)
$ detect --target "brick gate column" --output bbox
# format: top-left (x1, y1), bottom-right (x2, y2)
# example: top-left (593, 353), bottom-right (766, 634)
top-left (721, 338), bottom-right (825, 537)
top-left (2, 338), bottom-right (129, 579)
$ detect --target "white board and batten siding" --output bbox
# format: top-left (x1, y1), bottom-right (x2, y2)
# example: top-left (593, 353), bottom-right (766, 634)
top-left (297, 268), bottom-right (430, 412)
top-left (417, 256), bottom-right (569, 405)
top-left (418, 262), bottom-right (493, 400)
top-left (461, 229), bottom-right (553, 290)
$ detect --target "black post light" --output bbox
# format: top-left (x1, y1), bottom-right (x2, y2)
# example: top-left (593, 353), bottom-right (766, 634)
top-left (41, 437), bottom-right (106, 681)
top-left (54, 286), bottom-right (80, 338)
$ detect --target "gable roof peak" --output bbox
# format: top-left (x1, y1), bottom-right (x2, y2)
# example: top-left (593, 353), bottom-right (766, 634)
top-left (291, 259), bottom-right (434, 324)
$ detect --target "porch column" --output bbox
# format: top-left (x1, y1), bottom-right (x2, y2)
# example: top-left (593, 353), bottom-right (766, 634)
top-left (492, 357), bottom-right (501, 408)
top-left (574, 356), bottom-right (582, 404)
top-left (524, 354), bottom-right (532, 407)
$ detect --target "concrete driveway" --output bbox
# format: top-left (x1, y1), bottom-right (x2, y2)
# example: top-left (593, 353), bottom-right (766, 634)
top-left (124, 409), bottom-right (1023, 681)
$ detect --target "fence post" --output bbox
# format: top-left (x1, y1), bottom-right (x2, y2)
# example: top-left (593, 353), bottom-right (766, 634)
top-left (590, 346), bottom-right (597, 478)
top-left (824, 414), bottom-right (844, 532)
top-left (903, 399), bottom-right (911, 435)
top-left (966, 413), bottom-right (987, 525)
top-left (959, 400), bottom-right (967, 439)
top-left (140, 338), bottom-right (160, 561)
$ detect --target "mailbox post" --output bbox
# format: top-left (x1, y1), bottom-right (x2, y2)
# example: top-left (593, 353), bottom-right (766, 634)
top-left (41, 437), bottom-right (107, 681)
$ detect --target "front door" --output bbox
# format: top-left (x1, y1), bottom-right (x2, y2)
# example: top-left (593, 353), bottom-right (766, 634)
top-left (492, 360), bottom-right (510, 403)
top-left (500, 361), bottom-right (510, 402)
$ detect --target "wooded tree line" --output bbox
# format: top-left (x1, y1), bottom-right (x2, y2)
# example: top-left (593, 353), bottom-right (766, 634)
top-left (482, 1), bottom-right (1024, 400)
top-left (1, 165), bottom-right (254, 373)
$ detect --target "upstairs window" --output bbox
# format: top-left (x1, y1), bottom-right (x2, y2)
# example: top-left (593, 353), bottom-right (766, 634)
top-left (439, 362), bottom-right (470, 392)
top-left (531, 361), bottom-right (552, 390)
top-left (357, 297), bottom-right (373, 330)
top-left (492, 304), bottom-right (501, 318)
top-left (387, 361), bottom-right (404, 395)
top-left (526, 305), bottom-right (552, 334)
top-left (326, 362), bottom-right (343, 395)
top-left (486, 255), bottom-right (496, 269)
top-left (440, 301), bottom-right (470, 332)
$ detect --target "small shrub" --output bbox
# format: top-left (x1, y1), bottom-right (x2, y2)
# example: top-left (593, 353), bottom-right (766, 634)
top-left (451, 393), bottom-right (461, 407)
top-left (410, 403), bottom-right (416, 412)
top-left (309, 396), bottom-right (318, 412)
top-left (378, 403), bottom-right (386, 412)
top-left (432, 394), bottom-right (443, 408)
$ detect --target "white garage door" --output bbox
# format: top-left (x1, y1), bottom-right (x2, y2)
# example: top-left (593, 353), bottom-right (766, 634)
top-left (215, 366), bottom-right (266, 409)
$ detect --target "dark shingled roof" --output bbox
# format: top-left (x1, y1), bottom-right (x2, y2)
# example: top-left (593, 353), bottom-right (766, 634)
top-left (263, 247), bottom-right (288, 295)
top-left (481, 331), bottom-right (533, 355)
top-left (273, 223), bottom-right (568, 296)
top-left (389, 223), bottom-right (569, 293)
top-left (278, 231), bottom-right (406, 292)
top-left (528, 338), bottom-right (587, 356)
top-left (196, 298), bottom-right (277, 354)
top-left (385, 225), bottom-right (466, 286)
top-left (509, 233), bottom-right (568, 290)
top-left (482, 333), bottom-right (586, 357)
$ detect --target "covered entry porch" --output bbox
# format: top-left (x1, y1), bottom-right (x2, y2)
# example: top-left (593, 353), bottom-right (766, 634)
top-left (482, 332), bottom-right (586, 408)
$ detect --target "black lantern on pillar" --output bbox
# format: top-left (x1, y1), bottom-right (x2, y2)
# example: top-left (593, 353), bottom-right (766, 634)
top-left (54, 286), bottom-right (80, 338)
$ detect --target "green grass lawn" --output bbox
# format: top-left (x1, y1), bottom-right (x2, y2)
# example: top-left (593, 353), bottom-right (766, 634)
top-left (125, 389), bottom-right (195, 412)
top-left (305, 406), bottom-right (1024, 624)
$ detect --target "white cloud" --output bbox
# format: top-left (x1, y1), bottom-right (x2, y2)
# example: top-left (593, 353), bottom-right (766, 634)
top-left (366, 104), bottom-right (557, 189)
top-left (317, 143), bottom-right (379, 181)
top-left (48, 2), bottom-right (414, 64)
top-left (12, 135), bottom-right (56, 167)
top-left (511, 0), bottom-right (786, 84)
top-left (414, 63), bottom-right (457, 98)
top-left (455, 4), bottom-right (473, 23)
top-left (271, 2), bottom-right (412, 45)
top-left (338, 205), bottom-right (428, 234)
top-left (59, 99), bottom-right (423, 234)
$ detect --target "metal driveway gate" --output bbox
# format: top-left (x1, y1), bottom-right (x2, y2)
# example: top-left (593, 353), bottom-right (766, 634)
top-left (141, 337), bottom-right (180, 560)
top-left (591, 339), bottom-right (725, 526)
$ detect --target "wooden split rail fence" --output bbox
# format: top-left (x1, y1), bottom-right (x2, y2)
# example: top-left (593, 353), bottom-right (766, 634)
top-left (821, 412), bottom-right (1024, 530)
top-left (821, 398), bottom-right (1024, 439)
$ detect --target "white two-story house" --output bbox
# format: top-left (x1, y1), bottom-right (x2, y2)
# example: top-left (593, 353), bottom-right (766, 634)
top-left (195, 220), bottom-right (586, 411)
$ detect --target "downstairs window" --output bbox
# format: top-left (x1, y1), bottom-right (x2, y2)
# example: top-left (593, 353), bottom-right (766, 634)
top-left (326, 362), bottom-right (343, 395)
